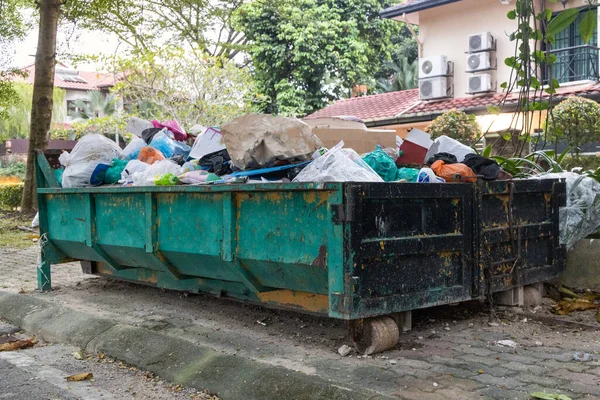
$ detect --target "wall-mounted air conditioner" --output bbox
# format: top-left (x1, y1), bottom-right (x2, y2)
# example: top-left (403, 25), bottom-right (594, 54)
top-left (419, 56), bottom-right (448, 78)
top-left (468, 74), bottom-right (494, 94)
top-left (466, 52), bottom-right (493, 72)
top-left (468, 32), bottom-right (494, 52)
top-left (420, 77), bottom-right (451, 100)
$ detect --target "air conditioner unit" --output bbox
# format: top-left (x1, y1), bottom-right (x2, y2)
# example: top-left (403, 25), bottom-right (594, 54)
top-left (419, 56), bottom-right (448, 78)
top-left (468, 32), bottom-right (494, 52)
top-left (420, 77), bottom-right (450, 100)
top-left (499, 0), bottom-right (512, 4)
top-left (466, 52), bottom-right (493, 72)
top-left (468, 74), bottom-right (494, 94)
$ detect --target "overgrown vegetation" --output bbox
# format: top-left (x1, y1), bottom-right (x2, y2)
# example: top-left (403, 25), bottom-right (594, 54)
top-left (427, 110), bottom-right (482, 146)
top-left (0, 162), bottom-right (26, 180)
top-left (0, 183), bottom-right (24, 210)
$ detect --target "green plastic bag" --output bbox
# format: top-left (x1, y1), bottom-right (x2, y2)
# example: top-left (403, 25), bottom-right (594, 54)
top-left (53, 169), bottom-right (64, 187)
top-left (397, 167), bottom-right (419, 182)
top-left (104, 158), bottom-right (128, 184)
top-left (363, 147), bottom-right (398, 182)
top-left (155, 172), bottom-right (180, 186)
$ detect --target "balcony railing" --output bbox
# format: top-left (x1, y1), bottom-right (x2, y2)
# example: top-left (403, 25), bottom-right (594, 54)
top-left (543, 45), bottom-right (599, 84)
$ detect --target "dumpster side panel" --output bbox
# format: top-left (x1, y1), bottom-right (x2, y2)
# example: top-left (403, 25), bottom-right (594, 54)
top-left (475, 180), bottom-right (567, 296)
top-left (332, 183), bottom-right (474, 319)
top-left (40, 184), bottom-right (342, 316)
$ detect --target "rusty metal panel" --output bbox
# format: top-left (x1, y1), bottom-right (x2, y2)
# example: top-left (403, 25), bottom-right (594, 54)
top-left (334, 183), bottom-right (474, 319)
top-left (475, 180), bottom-right (567, 297)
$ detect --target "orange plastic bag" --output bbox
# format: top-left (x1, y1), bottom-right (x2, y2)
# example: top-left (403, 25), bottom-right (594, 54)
top-left (138, 147), bottom-right (165, 165)
top-left (431, 160), bottom-right (477, 183)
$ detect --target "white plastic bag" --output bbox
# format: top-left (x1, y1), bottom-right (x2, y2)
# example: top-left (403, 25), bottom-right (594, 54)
top-left (425, 135), bottom-right (476, 163)
top-left (125, 117), bottom-right (153, 137)
top-left (294, 141), bottom-right (383, 183)
top-left (417, 167), bottom-right (445, 183)
top-left (120, 160), bottom-right (150, 184)
top-left (31, 212), bottom-right (39, 228)
top-left (537, 172), bottom-right (600, 249)
top-left (121, 137), bottom-right (146, 160)
top-left (131, 160), bottom-right (182, 186)
top-left (60, 134), bottom-right (122, 188)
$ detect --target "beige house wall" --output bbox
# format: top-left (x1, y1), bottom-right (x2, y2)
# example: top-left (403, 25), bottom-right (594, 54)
top-left (407, 0), bottom-right (598, 98)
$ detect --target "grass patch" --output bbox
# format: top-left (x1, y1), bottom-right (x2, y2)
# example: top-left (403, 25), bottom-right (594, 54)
top-left (0, 211), bottom-right (38, 249)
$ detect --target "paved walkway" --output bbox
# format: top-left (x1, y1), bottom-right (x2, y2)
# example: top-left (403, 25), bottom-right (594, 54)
top-left (1, 246), bottom-right (600, 400)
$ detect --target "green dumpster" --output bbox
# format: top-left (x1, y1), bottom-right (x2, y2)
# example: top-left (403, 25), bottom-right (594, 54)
top-left (34, 152), bottom-right (565, 354)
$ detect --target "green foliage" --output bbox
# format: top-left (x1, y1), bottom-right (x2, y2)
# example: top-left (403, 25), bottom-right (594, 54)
top-left (0, 83), bottom-right (66, 140)
top-left (0, 183), bottom-right (24, 210)
top-left (560, 156), bottom-right (600, 172)
top-left (544, 97), bottom-right (600, 156)
top-left (0, 162), bottom-right (26, 179)
top-left (234, 0), bottom-right (404, 116)
top-left (426, 110), bottom-right (482, 146)
top-left (376, 57), bottom-right (418, 93)
top-left (70, 91), bottom-right (116, 120)
top-left (105, 46), bottom-right (259, 127)
top-left (69, 114), bottom-right (128, 139)
top-left (493, 150), bottom-right (564, 178)
top-left (65, 0), bottom-right (245, 60)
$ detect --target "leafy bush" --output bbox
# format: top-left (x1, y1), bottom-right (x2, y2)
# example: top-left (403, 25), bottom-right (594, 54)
top-left (545, 97), bottom-right (600, 156)
top-left (426, 109), bottom-right (481, 146)
top-left (561, 156), bottom-right (600, 172)
top-left (0, 161), bottom-right (26, 179)
top-left (0, 183), bottom-right (23, 210)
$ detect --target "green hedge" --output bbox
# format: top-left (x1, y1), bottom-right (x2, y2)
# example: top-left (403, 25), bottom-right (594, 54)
top-left (561, 156), bottom-right (600, 172)
top-left (0, 183), bottom-right (23, 210)
top-left (0, 162), bottom-right (26, 179)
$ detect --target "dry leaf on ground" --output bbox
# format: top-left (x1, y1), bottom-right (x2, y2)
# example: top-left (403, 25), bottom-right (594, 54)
top-left (552, 299), bottom-right (600, 315)
top-left (0, 338), bottom-right (36, 352)
top-left (65, 373), bottom-right (93, 381)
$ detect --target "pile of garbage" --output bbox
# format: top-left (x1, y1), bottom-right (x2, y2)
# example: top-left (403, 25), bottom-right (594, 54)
top-left (56, 115), bottom-right (513, 189)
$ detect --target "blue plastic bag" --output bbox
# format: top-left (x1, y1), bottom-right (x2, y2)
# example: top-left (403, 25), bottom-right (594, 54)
top-left (150, 129), bottom-right (191, 159)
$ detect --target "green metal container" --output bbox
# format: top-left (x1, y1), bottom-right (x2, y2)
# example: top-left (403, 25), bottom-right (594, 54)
top-left (35, 153), bottom-right (479, 321)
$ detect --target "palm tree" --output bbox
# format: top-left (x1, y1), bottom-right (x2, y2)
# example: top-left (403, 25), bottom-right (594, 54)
top-left (377, 57), bottom-right (418, 93)
top-left (70, 90), bottom-right (116, 120)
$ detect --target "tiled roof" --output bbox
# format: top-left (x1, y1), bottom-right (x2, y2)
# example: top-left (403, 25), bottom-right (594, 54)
top-left (19, 64), bottom-right (115, 91)
top-left (305, 89), bottom-right (420, 121)
top-left (380, 0), bottom-right (462, 19)
top-left (306, 81), bottom-right (600, 123)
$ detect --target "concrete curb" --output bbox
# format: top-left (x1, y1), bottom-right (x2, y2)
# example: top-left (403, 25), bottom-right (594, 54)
top-left (0, 292), bottom-right (390, 400)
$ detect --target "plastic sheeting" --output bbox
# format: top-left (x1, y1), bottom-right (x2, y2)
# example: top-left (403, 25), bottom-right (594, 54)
top-left (537, 172), bottom-right (600, 249)
top-left (294, 141), bottom-right (383, 183)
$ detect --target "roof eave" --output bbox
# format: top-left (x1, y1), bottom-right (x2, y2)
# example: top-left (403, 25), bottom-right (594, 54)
top-left (380, 0), bottom-right (462, 19)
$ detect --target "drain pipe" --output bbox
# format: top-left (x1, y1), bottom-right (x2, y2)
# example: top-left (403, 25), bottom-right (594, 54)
top-left (401, 13), bottom-right (423, 58)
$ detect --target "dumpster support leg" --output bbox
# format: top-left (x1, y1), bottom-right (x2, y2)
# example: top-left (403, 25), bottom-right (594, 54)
top-left (393, 311), bottom-right (412, 332)
top-left (37, 259), bottom-right (51, 292)
top-left (493, 286), bottom-right (524, 307)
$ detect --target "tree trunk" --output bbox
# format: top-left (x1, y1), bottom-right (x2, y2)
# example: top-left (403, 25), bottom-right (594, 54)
top-left (20, 0), bottom-right (61, 212)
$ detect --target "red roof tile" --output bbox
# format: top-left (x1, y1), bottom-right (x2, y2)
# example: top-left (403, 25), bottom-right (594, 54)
top-left (306, 82), bottom-right (600, 123)
top-left (19, 64), bottom-right (115, 91)
top-left (305, 89), bottom-right (420, 121)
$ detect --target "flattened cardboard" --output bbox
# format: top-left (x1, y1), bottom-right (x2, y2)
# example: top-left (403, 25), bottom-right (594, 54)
top-left (304, 118), bottom-right (396, 154)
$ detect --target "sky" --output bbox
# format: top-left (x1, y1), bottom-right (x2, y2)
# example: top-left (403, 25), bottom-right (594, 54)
top-left (13, 19), bottom-right (121, 71)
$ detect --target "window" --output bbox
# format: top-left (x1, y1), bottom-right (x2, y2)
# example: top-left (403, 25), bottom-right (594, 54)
top-left (549, 8), bottom-right (598, 83)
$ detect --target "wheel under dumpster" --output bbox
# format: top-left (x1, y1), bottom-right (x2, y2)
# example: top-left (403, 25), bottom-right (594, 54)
top-left (34, 152), bottom-right (567, 354)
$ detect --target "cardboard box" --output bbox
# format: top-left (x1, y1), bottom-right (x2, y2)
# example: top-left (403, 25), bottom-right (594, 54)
top-left (304, 118), bottom-right (396, 154)
top-left (396, 128), bottom-right (433, 165)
